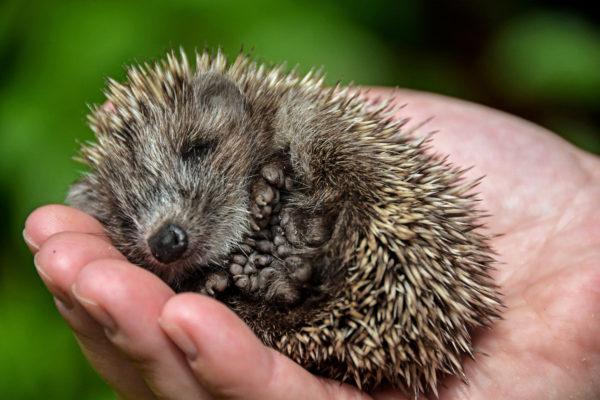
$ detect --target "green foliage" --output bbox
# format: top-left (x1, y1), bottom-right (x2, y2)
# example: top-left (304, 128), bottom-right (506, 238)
top-left (0, 1), bottom-right (598, 398)
top-left (487, 11), bottom-right (600, 104)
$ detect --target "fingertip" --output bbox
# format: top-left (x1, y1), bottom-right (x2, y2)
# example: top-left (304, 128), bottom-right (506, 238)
top-left (71, 259), bottom-right (145, 335)
top-left (73, 258), bottom-right (174, 336)
top-left (161, 293), bottom-right (261, 352)
top-left (161, 292), bottom-right (234, 327)
top-left (23, 229), bottom-right (39, 252)
top-left (24, 204), bottom-right (106, 252)
top-left (33, 232), bottom-right (124, 302)
top-left (73, 259), bottom-right (137, 310)
top-left (161, 295), bottom-right (364, 400)
top-left (74, 258), bottom-right (168, 304)
top-left (161, 293), bottom-right (259, 358)
top-left (160, 293), bottom-right (275, 393)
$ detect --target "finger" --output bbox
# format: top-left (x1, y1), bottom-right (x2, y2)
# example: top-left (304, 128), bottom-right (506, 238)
top-left (371, 386), bottom-right (414, 400)
top-left (160, 294), bottom-right (370, 400)
top-left (34, 231), bottom-right (125, 305)
top-left (24, 204), bottom-right (107, 253)
top-left (73, 259), bottom-right (212, 400)
top-left (35, 231), bottom-right (156, 400)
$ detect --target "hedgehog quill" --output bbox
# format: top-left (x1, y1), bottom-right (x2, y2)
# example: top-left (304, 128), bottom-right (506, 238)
top-left (67, 49), bottom-right (503, 396)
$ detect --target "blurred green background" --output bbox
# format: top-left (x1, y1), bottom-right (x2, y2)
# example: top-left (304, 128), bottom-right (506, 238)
top-left (0, 0), bottom-right (598, 398)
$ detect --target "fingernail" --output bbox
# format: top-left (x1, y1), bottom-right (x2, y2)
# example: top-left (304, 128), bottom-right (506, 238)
top-left (33, 253), bottom-right (73, 309)
top-left (54, 296), bottom-right (73, 314)
top-left (23, 229), bottom-right (39, 252)
top-left (159, 318), bottom-right (198, 360)
top-left (71, 283), bottom-right (117, 333)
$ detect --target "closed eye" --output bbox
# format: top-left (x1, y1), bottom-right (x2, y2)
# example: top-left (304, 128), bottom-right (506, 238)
top-left (181, 139), bottom-right (217, 162)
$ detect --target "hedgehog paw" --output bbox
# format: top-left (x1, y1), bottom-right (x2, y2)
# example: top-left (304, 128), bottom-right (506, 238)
top-left (200, 272), bottom-right (230, 296)
top-left (256, 255), bottom-right (313, 305)
top-left (260, 161), bottom-right (286, 189)
top-left (280, 207), bottom-right (332, 247)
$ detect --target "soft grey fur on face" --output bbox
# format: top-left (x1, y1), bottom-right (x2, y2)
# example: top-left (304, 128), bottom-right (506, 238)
top-left (68, 51), bottom-right (502, 395)
top-left (68, 70), bottom-right (266, 286)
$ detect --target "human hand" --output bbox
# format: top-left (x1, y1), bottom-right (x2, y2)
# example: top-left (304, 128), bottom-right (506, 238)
top-left (24, 89), bottom-right (600, 399)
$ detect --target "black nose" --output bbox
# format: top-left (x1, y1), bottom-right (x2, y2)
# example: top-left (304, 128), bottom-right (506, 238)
top-left (148, 223), bottom-right (188, 263)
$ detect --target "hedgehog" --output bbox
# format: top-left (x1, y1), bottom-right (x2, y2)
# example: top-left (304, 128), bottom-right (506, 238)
top-left (66, 49), bottom-right (503, 396)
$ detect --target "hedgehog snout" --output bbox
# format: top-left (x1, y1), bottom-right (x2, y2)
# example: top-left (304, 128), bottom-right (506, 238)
top-left (147, 223), bottom-right (189, 264)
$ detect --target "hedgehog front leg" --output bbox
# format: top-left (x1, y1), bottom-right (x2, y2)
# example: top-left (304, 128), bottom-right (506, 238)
top-left (253, 160), bottom-right (325, 304)
top-left (237, 95), bottom-right (350, 305)
top-left (220, 153), bottom-right (329, 305)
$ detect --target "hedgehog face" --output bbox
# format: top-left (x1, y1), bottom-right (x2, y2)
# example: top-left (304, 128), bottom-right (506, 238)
top-left (68, 72), bottom-right (262, 285)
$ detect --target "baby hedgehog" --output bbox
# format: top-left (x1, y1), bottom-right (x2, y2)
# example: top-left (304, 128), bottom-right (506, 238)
top-left (67, 50), bottom-right (502, 396)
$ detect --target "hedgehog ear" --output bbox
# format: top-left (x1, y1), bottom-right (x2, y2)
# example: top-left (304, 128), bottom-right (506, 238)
top-left (195, 73), bottom-right (248, 120)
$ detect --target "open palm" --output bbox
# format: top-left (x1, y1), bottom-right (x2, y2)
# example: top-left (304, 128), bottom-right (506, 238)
top-left (24, 89), bottom-right (600, 400)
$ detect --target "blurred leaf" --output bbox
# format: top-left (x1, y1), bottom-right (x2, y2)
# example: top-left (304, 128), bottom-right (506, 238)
top-left (485, 11), bottom-right (600, 105)
top-left (545, 115), bottom-right (600, 154)
top-left (0, 270), bottom-right (111, 399)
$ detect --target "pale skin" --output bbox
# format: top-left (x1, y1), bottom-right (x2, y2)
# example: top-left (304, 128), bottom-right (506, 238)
top-left (23, 89), bottom-right (600, 399)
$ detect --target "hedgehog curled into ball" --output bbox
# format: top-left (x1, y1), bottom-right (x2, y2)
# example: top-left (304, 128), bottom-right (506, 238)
top-left (67, 50), bottom-right (503, 396)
